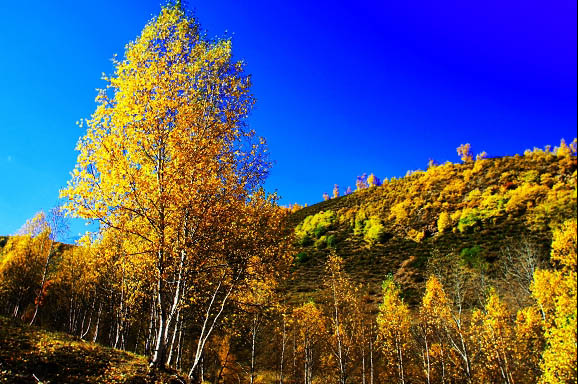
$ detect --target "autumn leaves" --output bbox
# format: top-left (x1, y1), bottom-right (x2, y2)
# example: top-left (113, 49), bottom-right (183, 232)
top-left (58, 4), bottom-right (290, 375)
top-left (0, 2), bottom-right (576, 383)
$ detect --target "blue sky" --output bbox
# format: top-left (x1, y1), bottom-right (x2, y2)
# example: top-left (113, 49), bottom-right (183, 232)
top-left (0, 0), bottom-right (576, 240)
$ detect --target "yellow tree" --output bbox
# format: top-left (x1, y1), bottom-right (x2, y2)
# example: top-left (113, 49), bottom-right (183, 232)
top-left (323, 252), bottom-right (360, 384)
top-left (60, 4), bottom-right (279, 370)
top-left (417, 276), bottom-right (453, 384)
top-left (532, 219), bottom-right (577, 384)
top-left (29, 207), bottom-right (68, 326)
top-left (426, 251), bottom-right (476, 383)
top-left (376, 276), bottom-right (413, 384)
top-left (356, 173), bottom-right (368, 191)
top-left (470, 289), bottom-right (516, 384)
top-left (457, 143), bottom-right (473, 162)
top-left (367, 173), bottom-right (379, 187)
top-left (0, 212), bottom-right (53, 321)
top-left (291, 302), bottom-right (326, 384)
top-left (236, 241), bottom-right (289, 384)
top-left (512, 306), bottom-right (544, 383)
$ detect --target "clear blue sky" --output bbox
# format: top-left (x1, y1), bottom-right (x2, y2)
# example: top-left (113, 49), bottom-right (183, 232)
top-left (0, 0), bottom-right (576, 240)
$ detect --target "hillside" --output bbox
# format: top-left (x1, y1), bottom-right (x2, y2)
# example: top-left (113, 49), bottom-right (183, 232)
top-left (0, 145), bottom-right (575, 383)
top-left (2, 149), bottom-right (575, 309)
top-left (0, 316), bottom-right (186, 384)
top-left (285, 149), bottom-right (576, 306)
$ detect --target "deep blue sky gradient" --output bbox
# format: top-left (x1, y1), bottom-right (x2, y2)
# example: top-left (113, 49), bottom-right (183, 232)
top-left (0, 0), bottom-right (576, 240)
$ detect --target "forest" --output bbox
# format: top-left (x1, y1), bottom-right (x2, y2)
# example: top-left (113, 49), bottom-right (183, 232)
top-left (0, 4), bottom-right (576, 384)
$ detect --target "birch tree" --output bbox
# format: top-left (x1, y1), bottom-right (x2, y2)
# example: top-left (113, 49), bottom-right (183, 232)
top-left (60, 3), bottom-right (281, 371)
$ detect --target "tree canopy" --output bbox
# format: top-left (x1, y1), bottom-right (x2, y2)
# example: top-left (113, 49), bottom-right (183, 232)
top-left (60, 4), bottom-right (289, 372)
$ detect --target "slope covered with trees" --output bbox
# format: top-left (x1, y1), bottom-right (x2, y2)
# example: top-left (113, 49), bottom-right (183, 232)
top-left (288, 142), bottom-right (576, 306)
top-left (2, 142), bottom-right (575, 383)
top-left (0, 2), bottom-right (576, 382)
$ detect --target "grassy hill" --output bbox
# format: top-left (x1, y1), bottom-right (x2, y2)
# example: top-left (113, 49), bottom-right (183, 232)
top-left (285, 150), bottom-right (576, 306)
top-left (0, 316), bottom-right (186, 384)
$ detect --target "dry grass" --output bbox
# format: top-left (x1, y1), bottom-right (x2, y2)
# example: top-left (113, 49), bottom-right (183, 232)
top-left (0, 316), bottom-right (186, 384)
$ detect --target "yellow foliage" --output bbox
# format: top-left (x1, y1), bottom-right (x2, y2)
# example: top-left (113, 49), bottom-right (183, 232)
top-left (513, 306), bottom-right (544, 382)
top-left (418, 276), bottom-right (453, 383)
top-left (0, 212), bottom-right (52, 318)
top-left (437, 211), bottom-right (453, 233)
top-left (332, 184), bottom-right (340, 199)
top-left (406, 228), bottom-right (425, 243)
top-left (58, 4), bottom-right (288, 367)
top-left (457, 143), bottom-right (473, 162)
top-left (367, 173), bottom-right (378, 187)
top-left (532, 219), bottom-right (577, 384)
top-left (377, 277), bottom-right (412, 383)
top-left (389, 199), bottom-right (411, 223)
top-left (505, 183), bottom-right (549, 213)
top-left (471, 289), bottom-right (516, 383)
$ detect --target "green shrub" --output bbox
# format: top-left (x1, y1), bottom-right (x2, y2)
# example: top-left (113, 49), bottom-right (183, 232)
top-left (314, 225), bottom-right (328, 238)
top-left (364, 217), bottom-right (386, 244)
top-left (299, 234), bottom-right (313, 246)
top-left (457, 209), bottom-right (482, 232)
top-left (315, 236), bottom-right (327, 250)
top-left (295, 210), bottom-right (336, 241)
top-left (295, 252), bottom-right (310, 263)
top-left (354, 218), bottom-right (365, 235)
top-left (353, 209), bottom-right (367, 235)
top-left (327, 234), bottom-right (337, 248)
top-left (460, 246), bottom-right (487, 270)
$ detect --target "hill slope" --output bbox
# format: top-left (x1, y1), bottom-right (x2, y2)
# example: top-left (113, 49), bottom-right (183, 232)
top-left (0, 317), bottom-right (186, 384)
top-left (285, 150), bottom-right (576, 305)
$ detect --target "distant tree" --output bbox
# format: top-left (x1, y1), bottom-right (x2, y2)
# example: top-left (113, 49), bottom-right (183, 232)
top-left (476, 151), bottom-right (488, 161)
top-left (346, 186), bottom-right (352, 195)
top-left (333, 184), bottom-right (340, 199)
top-left (457, 143), bottom-right (473, 162)
top-left (554, 138), bottom-right (572, 157)
top-left (0, 212), bottom-right (50, 319)
top-left (570, 138), bottom-right (578, 155)
top-left (290, 203), bottom-right (303, 213)
top-left (367, 173), bottom-right (381, 187)
top-left (356, 174), bottom-right (368, 191)
top-left (437, 211), bottom-right (452, 233)
top-left (427, 158), bottom-right (439, 169)
top-left (363, 217), bottom-right (386, 245)
top-left (323, 192), bottom-right (330, 201)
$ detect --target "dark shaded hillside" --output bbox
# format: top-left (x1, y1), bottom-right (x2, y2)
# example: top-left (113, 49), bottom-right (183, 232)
top-left (0, 316), bottom-right (187, 383)
top-left (285, 151), bottom-right (576, 306)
